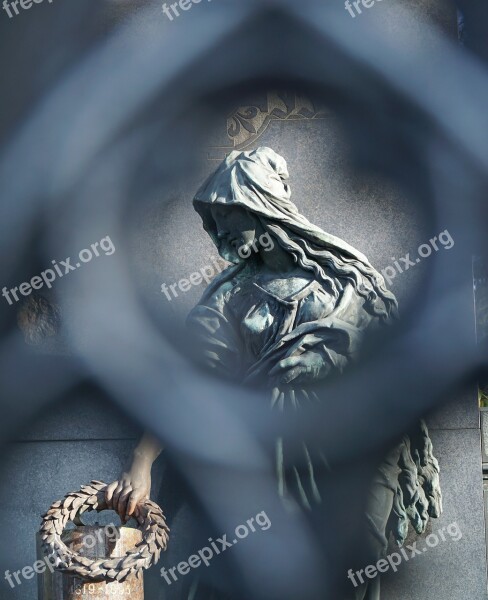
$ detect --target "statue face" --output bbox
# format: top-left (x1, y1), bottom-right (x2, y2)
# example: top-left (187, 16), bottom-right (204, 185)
top-left (210, 204), bottom-right (258, 262)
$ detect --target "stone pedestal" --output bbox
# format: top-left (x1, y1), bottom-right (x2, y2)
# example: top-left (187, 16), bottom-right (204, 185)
top-left (36, 527), bottom-right (144, 600)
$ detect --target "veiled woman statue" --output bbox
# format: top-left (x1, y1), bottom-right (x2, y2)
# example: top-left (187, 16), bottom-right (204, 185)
top-left (107, 147), bottom-right (442, 600)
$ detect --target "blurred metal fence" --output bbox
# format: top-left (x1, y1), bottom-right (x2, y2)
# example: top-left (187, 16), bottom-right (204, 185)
top-left (0, 1), bottom-right (488, 598)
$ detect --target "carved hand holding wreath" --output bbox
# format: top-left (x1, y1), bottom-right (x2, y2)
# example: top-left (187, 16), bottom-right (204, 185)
top-left (39, 480), bottom-right (169, 583)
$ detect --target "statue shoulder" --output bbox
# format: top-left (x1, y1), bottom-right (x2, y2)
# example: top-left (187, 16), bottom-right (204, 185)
top-left (195, 264), bottom-right (247, 312)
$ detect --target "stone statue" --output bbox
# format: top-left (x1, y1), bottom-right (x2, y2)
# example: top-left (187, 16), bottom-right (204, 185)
top-left (106, 147), bottom-right (442, 600)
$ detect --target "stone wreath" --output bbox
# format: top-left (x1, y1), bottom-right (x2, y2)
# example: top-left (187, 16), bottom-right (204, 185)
top-left (39, 480), bottom-right (170, 583)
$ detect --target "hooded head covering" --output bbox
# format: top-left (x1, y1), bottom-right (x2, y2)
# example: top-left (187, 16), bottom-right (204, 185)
top-left (194, 147), bottom-right (397, 320)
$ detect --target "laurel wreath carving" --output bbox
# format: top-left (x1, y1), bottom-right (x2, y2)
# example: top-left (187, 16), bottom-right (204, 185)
top-left (39, 480), bottom-right (170, 583)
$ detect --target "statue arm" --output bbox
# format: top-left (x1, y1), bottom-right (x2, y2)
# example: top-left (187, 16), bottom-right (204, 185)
top-left (265, 284), bottom-right (370, 386)
top-left (105, 432), bottom-right (163, 521)
top-left (267, 329), bottom-right (353, 385)
top-left (187, 295), bottom-right (243, 380)
top-left (246, 317), bottom-right (363, 386)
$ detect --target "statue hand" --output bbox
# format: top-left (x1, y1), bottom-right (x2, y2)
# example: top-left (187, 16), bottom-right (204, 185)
top-left (105, 467), bottom-right (151, 523)
top-left (269, 352), bottom-right (330, 385)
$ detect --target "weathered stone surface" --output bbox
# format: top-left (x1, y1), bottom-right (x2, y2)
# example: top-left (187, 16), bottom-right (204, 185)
top-left (37, 527), bottom-right (144, 600)
top-left (17, 393), bottom-right (141, 442)
top-left (481, 410), bottom-right (488, 464)
top-left (427, 387), bottom-right (480, 431)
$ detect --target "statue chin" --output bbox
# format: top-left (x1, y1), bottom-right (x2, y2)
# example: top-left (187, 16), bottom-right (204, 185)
top-left (217, 242), bottom-right (246, 265)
